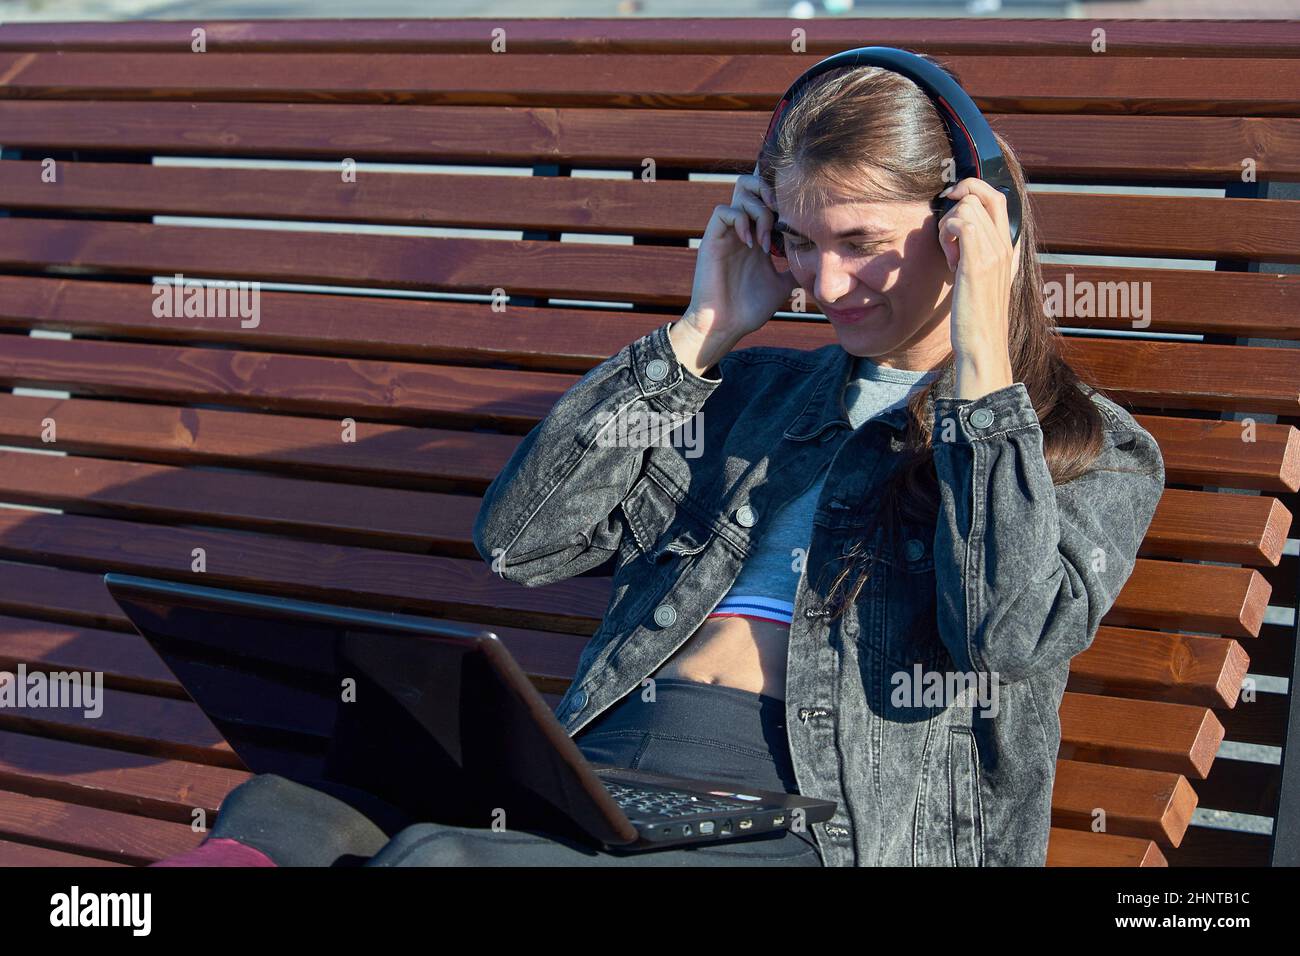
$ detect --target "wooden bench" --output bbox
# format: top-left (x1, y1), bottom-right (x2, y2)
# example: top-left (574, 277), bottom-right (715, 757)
top-left (0, 16), bottom-right (1297, 867)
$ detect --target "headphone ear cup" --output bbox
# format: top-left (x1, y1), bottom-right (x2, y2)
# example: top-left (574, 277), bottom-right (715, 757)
top-left (931, 194), bottom-right (956, 224)
top-left (769, 226), bottom-right (787, 259)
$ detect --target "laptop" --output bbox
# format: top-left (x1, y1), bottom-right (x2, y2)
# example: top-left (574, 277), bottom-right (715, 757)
top-left (103, 573), bottom-right (837, 853)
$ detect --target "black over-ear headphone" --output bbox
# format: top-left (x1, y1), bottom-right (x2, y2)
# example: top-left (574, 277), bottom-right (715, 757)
top-left (760, 46), bottom-right (1022, 257)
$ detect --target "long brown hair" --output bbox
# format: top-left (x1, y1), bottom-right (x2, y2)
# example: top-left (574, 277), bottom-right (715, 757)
top-left (757, 54), bottom-right (1110, 622)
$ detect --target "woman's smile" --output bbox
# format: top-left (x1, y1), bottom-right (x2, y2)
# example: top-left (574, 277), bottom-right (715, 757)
top-left (824, 302), bottom-right (886, 324)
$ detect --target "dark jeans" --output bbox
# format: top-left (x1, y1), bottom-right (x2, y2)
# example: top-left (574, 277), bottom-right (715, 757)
top-left (207, 678), bottom-right (823, 867)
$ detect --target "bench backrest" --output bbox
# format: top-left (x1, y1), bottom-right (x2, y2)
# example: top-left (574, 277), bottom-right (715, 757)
top-left (0, 16), bottom-right (1296, 866)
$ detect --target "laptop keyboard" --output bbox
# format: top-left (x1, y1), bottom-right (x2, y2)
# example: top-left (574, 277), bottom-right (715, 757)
top-left (602, 780), bottom-right (757, 820)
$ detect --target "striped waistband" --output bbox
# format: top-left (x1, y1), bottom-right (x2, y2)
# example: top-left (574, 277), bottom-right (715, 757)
top-left (704, 595), bottom-right (794, 627)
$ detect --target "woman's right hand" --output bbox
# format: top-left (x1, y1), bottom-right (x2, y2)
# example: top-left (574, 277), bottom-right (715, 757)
top-left (682, 162), bottom-right (799, 344)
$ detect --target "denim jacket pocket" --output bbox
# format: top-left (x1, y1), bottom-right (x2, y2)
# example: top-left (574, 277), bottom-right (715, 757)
top-left (914, 724), bottom-right (985, 866)
top-left (948, 726), bottom-right (985, 867)
top-left (620, 471), bottom-right (714, 564)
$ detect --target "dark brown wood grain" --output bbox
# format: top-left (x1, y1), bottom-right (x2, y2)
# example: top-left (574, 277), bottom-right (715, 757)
top-left (3, 334), bottom-right (1299, 426)
top-left (2, 18), bottom-right (1296, 57)
top-left (0, 15), bottom-right (1294, 867)
top-left (4, 163), bottom-right (1300, 263)
top-left (1, 54), bottom-right (1298, 117)
top-left (0, 451), bottom-right (1284, 566)
top-left (1059, 693), bottom-right (1224, 778)
top-left (0, 729), bottom-right (251, 822)
top-left (2, 274), bottom-right (1298, 363)
top-left (0, 394), bottom-right (1294, 498)
top-left (1046, 828), bottom-right (1168, 866)
top-left (0, 508), bottom-right (1272, 639)
top-left (3, 101), bottom-right (1300, 178)
top-left (1051, 759), bottom-right (1198, 847)
top-left (1069, 628), bottom-right (1250, 709)
top-left (0, 790), bottom-right (202, 865)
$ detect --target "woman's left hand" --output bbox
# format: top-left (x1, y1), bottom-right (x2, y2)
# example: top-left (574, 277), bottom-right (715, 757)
top-left (936, 177), bottom-right (1021, 400)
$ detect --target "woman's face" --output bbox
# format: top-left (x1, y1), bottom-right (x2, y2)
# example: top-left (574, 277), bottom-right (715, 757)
top-left (770, 173), bottom-right (955, 372)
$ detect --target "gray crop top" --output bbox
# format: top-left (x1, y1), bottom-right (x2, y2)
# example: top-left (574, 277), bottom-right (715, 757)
top-left (703, 354), bottom-right (939, 627)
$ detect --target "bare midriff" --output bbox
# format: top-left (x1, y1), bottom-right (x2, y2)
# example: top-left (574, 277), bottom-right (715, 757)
top-left (650, 616), bottom-right (790, 700)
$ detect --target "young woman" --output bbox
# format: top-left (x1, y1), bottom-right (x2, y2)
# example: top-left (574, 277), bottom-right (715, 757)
top-left (154, 57), bottom-right (1164, 867)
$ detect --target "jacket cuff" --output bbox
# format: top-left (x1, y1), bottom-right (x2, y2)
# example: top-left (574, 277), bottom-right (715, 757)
top-left (629, 321), bottom-right (725, 415)
top-left (931, 381), bottom-right (1039, 444)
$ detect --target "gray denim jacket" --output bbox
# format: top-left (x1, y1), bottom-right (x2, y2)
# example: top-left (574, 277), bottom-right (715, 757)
top-left (473, 320), bottom-right (1165, 866)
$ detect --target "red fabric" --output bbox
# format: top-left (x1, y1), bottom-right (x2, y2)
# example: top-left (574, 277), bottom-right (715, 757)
top-left (150, 837), bottom-right (278, 867)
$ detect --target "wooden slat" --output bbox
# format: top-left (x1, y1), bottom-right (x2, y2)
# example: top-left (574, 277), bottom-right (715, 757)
top-left (0, 559), bottom-right (593, 687)
top-left (1069, 629), bottom-right (1249, 709)
top-left (2, 102), bottom-right (1298, 178)
top-left (1142, 490), bottom-right (1288, 566)
top-left (0, 334), bottom-right (571, 433)
top-left (0, 610), bottom-right (589, 697)
top-left (1140, 414), bottom-right (1300, 493)
top-left (0, 510), bottom-right (610, 635)
top-left (0, 451), bottom-right (482, 558)
top-left (0, 838), bottom-right (129, 866)
top-left (1060, 693), bottom-right (1224, 778)
top-left (1059, 339), bottom-right (1300, 418)
top-left (0, 278), bottom-right (684, 374)
top-left (0, 685), bottom-right (239, 768)
top-left (2, 53), bottom-right (1299, 117)
top-left (1046, 827), bottom-right (1168, 866)
top-left (0, 393), bottom-right (1292, 499)
top-left (0, 395), bottom-right (519, 490)
top-left (2, 328), bottom-right (1298, 427)
top-left (3, 19), bottom-right (1297, 57)
top-left (5, 163), bottom-right (1300, 265)
top-left (3, 273), bottom-right (1299, 357)
top-left (0, 594), bottom-right (1247, 784)
top-left (0, 452), bottom-right (1282, 568)
top-left (2, 224), bottom-right (1298, 405)
top-left (0, 561), bottom-right (128, 631)
top-left (1118, 556), bottom-right (1268, 639)
top-left (0, 614), bottom-right (188, 697)
top-left (0, 509), bottom-right (1270, 638)
top-left (0, 729), bottom-right (248, 821)
top-left (8, 654), bottom-right (1225, 779)
top-left (0, 789), bottom-right (202, 865)
top-left (0, 742), bottom-right (1207, 866)
top-left (0, 724), bottom-right (1197, 856)
top-left (1052, 759), bottom-right (1197, 847)
top-left (1039, 193), bottom-right (1300, 262)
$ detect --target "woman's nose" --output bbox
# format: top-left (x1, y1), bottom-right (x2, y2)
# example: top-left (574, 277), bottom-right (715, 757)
top-left (812, 259), bottom-right (854, 303)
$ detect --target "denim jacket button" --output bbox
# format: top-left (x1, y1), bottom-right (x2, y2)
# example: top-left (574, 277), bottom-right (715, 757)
top-left (734, 505), bottom-right (757, 527)
top-left (570, 689), bottom-right (588, 712)
top-left (969, 407), bottom-right (995, 429)
top-left (904, 538), bottom-right (925, 561)
top-left (645, 358), bottom-right (670, 382)
top-left (653, 604), bottom-right (677, 627)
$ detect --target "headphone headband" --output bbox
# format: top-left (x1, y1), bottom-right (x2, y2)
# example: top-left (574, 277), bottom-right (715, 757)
top-left (761, 46), bottom-right (1021, 247)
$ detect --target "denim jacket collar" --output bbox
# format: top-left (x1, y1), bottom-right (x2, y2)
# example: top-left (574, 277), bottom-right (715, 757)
top-left (782, 346), bottom-right (957, 443)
